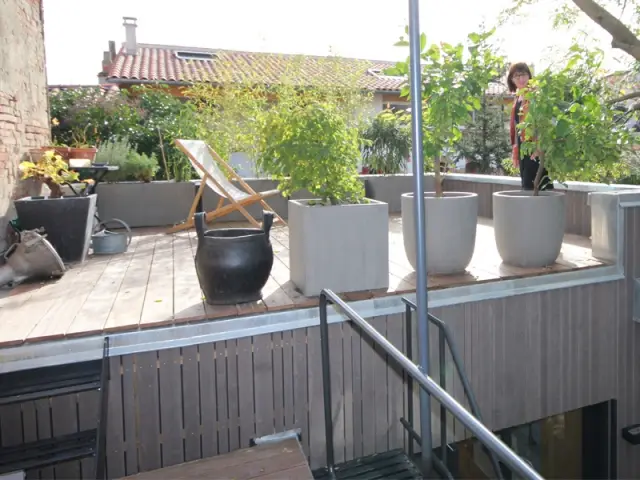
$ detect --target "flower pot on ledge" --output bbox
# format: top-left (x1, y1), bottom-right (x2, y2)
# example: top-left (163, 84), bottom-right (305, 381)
top-left (493, 190), bottom-right (566, 268)
top-left (401, 191), bottom-right (478, 275)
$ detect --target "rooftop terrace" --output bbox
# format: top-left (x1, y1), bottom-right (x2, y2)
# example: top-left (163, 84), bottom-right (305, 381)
top-left (0, 214), bottom-right (605, 348)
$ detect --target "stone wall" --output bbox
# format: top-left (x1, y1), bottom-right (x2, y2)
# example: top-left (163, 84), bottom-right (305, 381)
top-left (0, 0), bottom-right (50, 250)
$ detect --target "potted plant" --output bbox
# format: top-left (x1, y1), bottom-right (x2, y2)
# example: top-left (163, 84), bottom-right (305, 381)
top-left (257, 98), bottom-right (389, 297)
top-left (93, 138), bottom-right (194, 228)
top-left (14, 150), bottom-right (97, 263)
top-left (388, 29), bottom-right (503, 274)
top-left (493, 45), bottom-right (634, 268)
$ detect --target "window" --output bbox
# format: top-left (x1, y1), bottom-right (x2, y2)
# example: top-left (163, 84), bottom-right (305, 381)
top-left (175, 51), bottom-right (217, 61)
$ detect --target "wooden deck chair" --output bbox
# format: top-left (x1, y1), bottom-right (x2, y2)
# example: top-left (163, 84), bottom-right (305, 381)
top-left (167, 139), bottom-right (286, 234)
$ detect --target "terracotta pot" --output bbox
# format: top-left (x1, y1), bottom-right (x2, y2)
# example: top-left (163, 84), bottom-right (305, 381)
top-left (29, 146), bottom-right (72, 161)
top-left (69, 147), bottom-right (97, 161)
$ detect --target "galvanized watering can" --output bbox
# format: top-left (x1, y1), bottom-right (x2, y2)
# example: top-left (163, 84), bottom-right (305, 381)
top-left (91, 218), bottom-right (132, 255)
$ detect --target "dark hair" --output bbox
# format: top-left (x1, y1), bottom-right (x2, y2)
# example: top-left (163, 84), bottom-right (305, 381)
top-left (507, 62), bottom-right (533, 93)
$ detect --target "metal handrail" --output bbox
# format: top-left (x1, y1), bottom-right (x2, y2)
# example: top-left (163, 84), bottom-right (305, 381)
top-left (402, 298), bottom-right (504, 479)
top-left (319, 290), bottom-right (544, 480)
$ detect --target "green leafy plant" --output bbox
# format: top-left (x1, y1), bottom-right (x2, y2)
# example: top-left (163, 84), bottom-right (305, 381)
top-left (388, 28), bottom-right (504, 196)
top-left (258, 99), bottom-right (365, 205)
top-left (186, 54), bottom-right (371, 204)
top-left (18, 150), bottom-right (82, 198)
top-left (361, 109), bottom-right (412, 174)
top-left (518, 45), bottom-right (636, 195)
top-left (455, 97), bottom-right (512, 173)
top-left (123, 151), bottom-right (159, 182)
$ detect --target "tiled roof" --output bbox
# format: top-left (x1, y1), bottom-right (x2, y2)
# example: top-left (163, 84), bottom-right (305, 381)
top-left (106, 44), bottom-right (405, 92)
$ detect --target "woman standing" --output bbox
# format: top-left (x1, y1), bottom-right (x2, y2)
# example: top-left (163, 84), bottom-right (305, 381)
top-left (507, 62), bottom-right (553, 191)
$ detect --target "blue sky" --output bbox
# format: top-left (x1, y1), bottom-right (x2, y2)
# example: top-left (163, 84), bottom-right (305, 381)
top-left (43, 0), bottom-right (629, 85)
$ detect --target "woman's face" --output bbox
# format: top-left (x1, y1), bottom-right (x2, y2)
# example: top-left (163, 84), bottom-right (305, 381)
top-left (513, 71), bottom-right (530, 90)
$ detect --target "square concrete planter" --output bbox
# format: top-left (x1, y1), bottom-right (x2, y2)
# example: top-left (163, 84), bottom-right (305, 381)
top-left (96, 181), bottom-right (196, 228)
top-left (289, 198), bottom-right (389, 296)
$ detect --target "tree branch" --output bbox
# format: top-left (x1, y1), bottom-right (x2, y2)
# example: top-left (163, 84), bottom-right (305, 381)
top-left (572, 0), bottom-right (640, 61)
top-left (607, 90), bottom-right (640, 104)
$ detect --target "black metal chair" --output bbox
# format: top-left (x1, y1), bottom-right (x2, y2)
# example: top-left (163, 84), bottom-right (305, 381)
top-left (0, 338), bottom-right (110, 479)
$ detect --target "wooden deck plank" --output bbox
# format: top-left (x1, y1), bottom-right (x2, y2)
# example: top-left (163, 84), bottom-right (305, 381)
top-left (117, 438), bottom-right (312, 480)
top-left (0, 216), bottom-right (608, 347)
top-left (65, 237), bottom-right (145, 337)
top-left (138, 235), bottom-right (175, 328)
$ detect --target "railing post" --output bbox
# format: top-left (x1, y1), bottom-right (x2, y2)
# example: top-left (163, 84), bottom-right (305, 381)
top-left (405, 303), bottom-right (414, 458)
top-left (439, 328), bottom-right (447, 468)
top-left (319, 293), bottom-right (335, 476)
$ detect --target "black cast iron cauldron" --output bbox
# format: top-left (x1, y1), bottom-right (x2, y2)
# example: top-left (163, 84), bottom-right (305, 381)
top-left (194, 210), bottom-right (275, 305)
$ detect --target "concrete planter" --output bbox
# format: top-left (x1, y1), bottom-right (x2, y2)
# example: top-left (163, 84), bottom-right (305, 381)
top-left (364, 174), bottom-right (435, 214)
top-left (289, 199), bottom-right (389, 296)
top-left (493, 190), bottom-right (566, 268)
top-left (401, 192), bottom-right (478, 275)
top-left (96, 181), bottom-right (196, 228)
top-left (14, 194), bottom-right (97, 263)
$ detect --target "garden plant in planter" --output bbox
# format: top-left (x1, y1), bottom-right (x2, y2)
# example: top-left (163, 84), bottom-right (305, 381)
top-left (15, 150), bottom-right (97, 263)
top-left (494, 45), bottom-right (635, 268)
top-left (257, 92), bottom-right (390, 297)
top-left (388, 29), bottom-right (503, 274)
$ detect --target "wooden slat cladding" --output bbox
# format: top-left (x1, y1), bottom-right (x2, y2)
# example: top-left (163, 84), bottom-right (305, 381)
top-left (1, 279), bottom-right (626, 478)
top-left (443, 178), bottom-right (591, 236)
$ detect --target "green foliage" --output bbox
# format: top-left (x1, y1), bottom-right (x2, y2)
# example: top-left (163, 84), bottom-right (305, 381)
top-left (49, 85), bottom-right (195, 181)
top-left (186, 54), bottom-right (371, 204)
top-left (360, 109), bottom-right (412, 174)
top-left (518, 45), bottom-right (636, 193)
top-left (388, 28), bottom-right (505, 194)
top-left (455, 99), bottom-right (512, 173)
top-left (258, 99), bottom-right (365, 205)
top-left (96, 138), bottom-right (159, 183)
top-left (19, 150), bottom-right (81, 198)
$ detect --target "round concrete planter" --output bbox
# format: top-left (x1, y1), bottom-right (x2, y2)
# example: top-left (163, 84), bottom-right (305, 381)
top-left (493, 190), bottom-right (566, 268)
top-left (401, 192), bottom-right (478, 275)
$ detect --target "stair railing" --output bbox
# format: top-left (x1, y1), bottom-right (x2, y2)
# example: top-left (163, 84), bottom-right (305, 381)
top-left (402, 297), bottom-right (503, 479)
top-left (319, 289), bottom-right (543, 480)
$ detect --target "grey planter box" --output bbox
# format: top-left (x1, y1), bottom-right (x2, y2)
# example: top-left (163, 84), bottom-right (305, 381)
top-left (96, 181), bottom-right (196, 228)
top-left (289, 198), bottom-right (389, 296)
top-left (364, 174), bottom-right (436, 213)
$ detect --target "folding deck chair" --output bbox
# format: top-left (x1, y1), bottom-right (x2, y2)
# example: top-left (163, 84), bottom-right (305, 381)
top-left (167, 139), bottom-right (287, 234)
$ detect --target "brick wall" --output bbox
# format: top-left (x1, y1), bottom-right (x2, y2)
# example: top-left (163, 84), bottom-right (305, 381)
top-left (0, 0), bottom-right (50, 251)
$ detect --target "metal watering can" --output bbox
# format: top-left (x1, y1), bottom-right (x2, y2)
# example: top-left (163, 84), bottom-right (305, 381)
top-left (91, 218), bottom-right (132, 255)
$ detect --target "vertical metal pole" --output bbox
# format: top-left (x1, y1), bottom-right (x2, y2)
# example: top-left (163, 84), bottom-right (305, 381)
top-left (439, 329), bottom-right (447, 468)
top-left (405, 304), bottom-right (414, 458)
top-left (408, 0), bottom-right (433, 475)
top-left (319, 294), bottom-right (335, 477)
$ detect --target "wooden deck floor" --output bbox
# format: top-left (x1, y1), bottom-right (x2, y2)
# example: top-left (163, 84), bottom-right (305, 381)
top-left (118, 438), bottom-right (313, 480)
top-left (0, 216), bottom-right (605, 347)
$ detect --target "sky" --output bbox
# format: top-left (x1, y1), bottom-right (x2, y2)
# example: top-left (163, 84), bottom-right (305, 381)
top-left (42, 0), bottom-right (631, 85)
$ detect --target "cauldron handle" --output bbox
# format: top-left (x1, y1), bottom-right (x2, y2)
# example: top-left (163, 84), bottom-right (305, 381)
top-left (262, 211), bottom-right (275, 239)
top-left (194, 212), bottom-right (207, 241)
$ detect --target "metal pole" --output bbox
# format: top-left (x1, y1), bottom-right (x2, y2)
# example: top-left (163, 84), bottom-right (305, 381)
top-left (405, 303), bottom-right (415, 458)
top-left (319, 295), bottom-right (336, 477)
top-left (408, 0), bottom-right (433, 474)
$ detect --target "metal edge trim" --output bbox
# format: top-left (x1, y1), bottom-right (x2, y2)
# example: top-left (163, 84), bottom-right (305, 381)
top-left (444, 173), bottom-right (640, 193)
top-left (0, 265), bottom-right (623, 373)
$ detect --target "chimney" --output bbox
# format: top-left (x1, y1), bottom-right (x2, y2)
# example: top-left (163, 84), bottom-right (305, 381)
top-left (123, 17), bottom-right (138, 55)
top-left (109, 40), bottom-right (116, 60)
